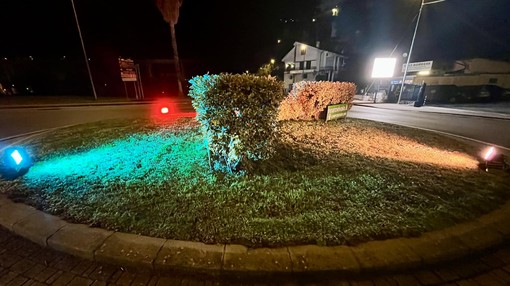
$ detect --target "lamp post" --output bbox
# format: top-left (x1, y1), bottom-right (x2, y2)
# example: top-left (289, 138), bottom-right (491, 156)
top-left (397, 0), bottom-right (447, 104)
top-left (71, 0), bottom-right (98, 100)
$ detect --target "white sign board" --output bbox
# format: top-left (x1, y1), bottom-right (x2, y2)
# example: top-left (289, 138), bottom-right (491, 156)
top-left (371, 58), bottom-right (397, 78)
top-left (402, 61), bottom-right (433, 72)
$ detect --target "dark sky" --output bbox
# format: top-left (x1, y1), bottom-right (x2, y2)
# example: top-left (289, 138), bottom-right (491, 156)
top-left (0, 0), bottom-right (509, 76)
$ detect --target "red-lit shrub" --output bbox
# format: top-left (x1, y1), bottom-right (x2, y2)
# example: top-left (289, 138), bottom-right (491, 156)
top-left (278, 81), bottom-right (356, 121)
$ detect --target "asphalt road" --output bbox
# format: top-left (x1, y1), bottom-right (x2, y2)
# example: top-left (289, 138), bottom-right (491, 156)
top-left (1, 101), bottom-right (508, 151)
top-left (0, 100), bottom-right (194, 142)
top-left (348, 105), bottom-right (510, 149)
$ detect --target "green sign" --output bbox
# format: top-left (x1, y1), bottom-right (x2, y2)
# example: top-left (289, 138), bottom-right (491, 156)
top-left (326, 103), bottom-right (349, 121)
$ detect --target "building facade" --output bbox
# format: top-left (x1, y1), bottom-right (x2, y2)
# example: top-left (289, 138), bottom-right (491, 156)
top-left (281, 42), bottom-right (347, 92)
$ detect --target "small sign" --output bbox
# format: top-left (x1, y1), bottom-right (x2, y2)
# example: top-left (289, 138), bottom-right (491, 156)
top-left (402, 61), bottom-right (433, 72)
top-left (326, 103), bottom-right (349, 121)
top-left (119, 58), bottom-right (137, 82)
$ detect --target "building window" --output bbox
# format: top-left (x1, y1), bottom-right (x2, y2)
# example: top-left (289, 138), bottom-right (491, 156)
top-left (289, 75), bottom-right (293, 80)
top-left (489, 78), bottom-right (498, 84)
top-left (299, 62), bottom-right (305, 70)
top-left (289, 84), bottom-right (293, 91)
top-left (306, 61), bottom-right (311, 69)
top-left (303, 73), bottom-right (308, 79)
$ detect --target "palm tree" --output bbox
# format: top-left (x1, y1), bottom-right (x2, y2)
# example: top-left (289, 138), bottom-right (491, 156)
top-left (156, 0), bottom-right (185, 96)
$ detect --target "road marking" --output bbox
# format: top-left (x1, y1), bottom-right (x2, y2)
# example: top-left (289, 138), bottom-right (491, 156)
top-left (0, 125), bottom-right (78, 152)
top-left (389, 123), bottom-right (510, 152)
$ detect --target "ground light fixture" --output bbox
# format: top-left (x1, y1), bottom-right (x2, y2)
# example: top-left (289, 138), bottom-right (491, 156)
top-left (0, 146), bottom-right (33, 180)
top-left (481, 146), bottom-right (509, 172)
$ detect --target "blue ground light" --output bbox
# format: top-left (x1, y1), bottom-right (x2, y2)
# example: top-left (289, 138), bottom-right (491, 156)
top-left (24, 131), bottom-right (210, 188)
top-left (0, 147), bottom-right (33, 180)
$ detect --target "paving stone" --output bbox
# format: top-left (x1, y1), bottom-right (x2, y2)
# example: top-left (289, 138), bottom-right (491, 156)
top-left (456, 279), bottom-right (480, 286)
top-left (350, 238), bottom-right (422, 272)
top-left (12, 211), bottom-right (67, 246)
top-left (67, 276), bottom-right (94, 286)
top-left (473, 272), bottom-right (507, 285)
top-left (372, 278), bottom-right (397, 286)
top-left (0, 202), bottom-right (38, 231)
top-left (91, 281), bottom-right (107, 286)
top-left (0, 271), bottom-right (18, 285)
top-left (6, 276), bottom-right (28, 286)
top-left (51, 272), bottom-right (76, 286)
top-left (52, 255), bottom-right (82, 272)
top-left (155, 240), bottom-right (224, 273)
top-left (223, 245), bottom-right (292, 274)
top-left (25, 280), bottom-right (47, 286)
top-left (34, 267), bottom-right (58, 283)
top-left (23, 264), bottom-right (46, 279)
top-left (156, 276), bottom-right (182, 286)
top-left (433, 268), bottom-right (460, 283)
top-left (450, 260), bottom-right (490, 278)
top-left (491, 269), bottom-right (510, 283)
top-left (46, 270), bottom-right (64, 284)
top-left (414, 270), bottom-right (443, 285)
top-left (48, 223), bottom-right (113, 260)
top-left (389, 274), bottom-right (420, 286)
top-left (0, 252), bottom-right (22, 268)
top-left (87, 264), bottom-right (117, 281)
top-left (9, 258), bottom-right (35, 274)
top-left (288, 245), bottom-right (360, 274)
top-left (95, 232), bottom-right (165, 269)
top-left (115, 271), bottom-right (137, 286)
top-left (71, 260), bottom-right (96, 276)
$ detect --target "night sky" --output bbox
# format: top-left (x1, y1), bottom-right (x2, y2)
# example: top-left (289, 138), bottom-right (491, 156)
top-left (1, 0), bottom-right (509, 76)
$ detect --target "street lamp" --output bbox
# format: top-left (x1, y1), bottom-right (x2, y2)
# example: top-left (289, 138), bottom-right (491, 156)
top-left (397, 0), bottom-right (447, 104)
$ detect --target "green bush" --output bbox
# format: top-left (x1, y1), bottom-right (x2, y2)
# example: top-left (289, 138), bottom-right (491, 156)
top-left (278, 81), bottom-right (356, 121)
top-left (188, 74), bottom-right (285, 174)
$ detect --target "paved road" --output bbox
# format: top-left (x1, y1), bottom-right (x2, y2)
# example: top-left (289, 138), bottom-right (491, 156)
top-left (0, 100), bottom-right (194, 141)
top-left (348, 105), bottom-right (510, 149)
top-left (1, 225), bottom-right (510, 285)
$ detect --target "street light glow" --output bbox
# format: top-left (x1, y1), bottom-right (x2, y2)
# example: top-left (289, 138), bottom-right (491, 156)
top-left (371, 58), bottom-right (397, 78)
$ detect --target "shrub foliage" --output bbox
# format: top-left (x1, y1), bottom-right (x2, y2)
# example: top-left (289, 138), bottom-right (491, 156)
top-left (189, 74), bottom-right (285, 174)
top-left (278, 81), bottom-right (357, 121)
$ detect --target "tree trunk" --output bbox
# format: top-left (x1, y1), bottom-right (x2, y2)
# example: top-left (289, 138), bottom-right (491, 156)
top-left (170, 23), bottom-right (184, 96)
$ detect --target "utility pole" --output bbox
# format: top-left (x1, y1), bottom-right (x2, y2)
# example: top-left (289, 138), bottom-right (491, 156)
top-left (397, 0), bottom-right (447, 104)
top-left (71, 0), bottom-right (98, 100)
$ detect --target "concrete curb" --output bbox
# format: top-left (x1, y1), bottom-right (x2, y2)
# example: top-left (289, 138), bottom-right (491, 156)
top-left (0, 195), bottom-right (509, 278)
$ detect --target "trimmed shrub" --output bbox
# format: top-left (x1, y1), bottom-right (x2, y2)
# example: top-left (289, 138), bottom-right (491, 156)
top-left (278, 81), bottom-right (357, 121)
top-left (188, 74), bottom-right (285, 174)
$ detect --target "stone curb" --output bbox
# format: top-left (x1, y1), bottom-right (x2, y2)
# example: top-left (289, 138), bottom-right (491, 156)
top-left (0, 194), bottom-right (509, 278)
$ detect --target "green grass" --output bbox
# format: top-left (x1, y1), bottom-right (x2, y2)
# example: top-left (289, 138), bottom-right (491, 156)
top-left (1, 118), bottom-right (508, 247)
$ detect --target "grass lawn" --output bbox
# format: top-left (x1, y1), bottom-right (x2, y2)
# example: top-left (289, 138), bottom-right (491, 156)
top-left (1, 117), bottom-right (508, 247)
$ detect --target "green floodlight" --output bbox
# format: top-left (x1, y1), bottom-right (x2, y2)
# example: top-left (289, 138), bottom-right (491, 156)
top-left (0, 147), bottom-right (33, 180)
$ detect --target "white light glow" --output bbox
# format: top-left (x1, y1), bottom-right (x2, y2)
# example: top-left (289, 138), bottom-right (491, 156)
top-left (161, 107), bottom-right (169, 114)
top-left (371, 58), bottom-right (397, 78)
top-left (11, 150), bottom-right (23, 165)
top-left (484, 147), bottom-right (495, 161)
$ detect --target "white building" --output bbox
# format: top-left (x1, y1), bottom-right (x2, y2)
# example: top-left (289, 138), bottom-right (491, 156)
top-left (281, 42), bottom-right (346, 92)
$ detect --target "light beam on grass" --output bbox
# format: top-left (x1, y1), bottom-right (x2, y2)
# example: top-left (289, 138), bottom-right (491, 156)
top-left (24, 132), bottom-right (209, 186)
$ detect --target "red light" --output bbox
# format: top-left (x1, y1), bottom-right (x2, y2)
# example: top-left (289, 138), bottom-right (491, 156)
top-left (161, 107), bottom-right (169, 114)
